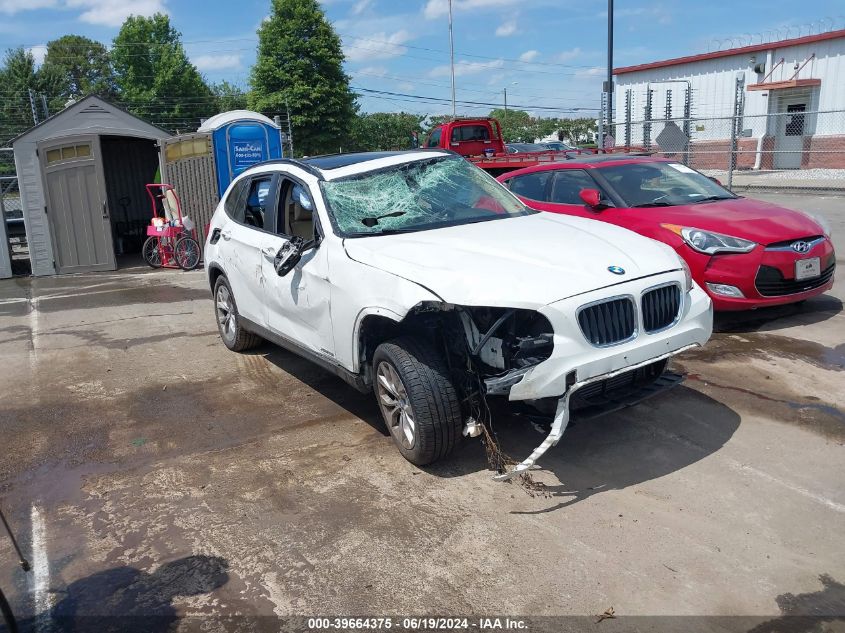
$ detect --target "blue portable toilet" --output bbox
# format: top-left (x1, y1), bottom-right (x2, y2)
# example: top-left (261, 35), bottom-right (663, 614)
top-left (197, 110), bottom-right (283, 197)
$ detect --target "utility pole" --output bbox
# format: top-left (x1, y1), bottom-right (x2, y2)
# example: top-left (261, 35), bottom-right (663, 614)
top-left (605, 0), bottom-right (614, 147)
top-left (503, 86), bottom-right (508, 135)
top-left (448, 0), bottom-right (456, 119)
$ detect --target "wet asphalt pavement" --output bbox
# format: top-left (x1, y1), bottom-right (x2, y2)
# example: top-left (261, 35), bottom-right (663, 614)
top-left (0, 193), bottom-right (843, 628)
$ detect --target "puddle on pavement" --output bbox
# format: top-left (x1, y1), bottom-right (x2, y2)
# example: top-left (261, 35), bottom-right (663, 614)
top-left (34, 285), bottom-right (210, 313)
top-left (685, 331), bottom-right (845, 371)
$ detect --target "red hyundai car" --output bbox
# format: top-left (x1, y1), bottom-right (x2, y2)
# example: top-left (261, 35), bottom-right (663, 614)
top-left (498, 156), bottom-right (835, 311)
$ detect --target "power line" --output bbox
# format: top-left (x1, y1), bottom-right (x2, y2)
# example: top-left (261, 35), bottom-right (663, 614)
top-left (351, 87), bottom-right (598, 113)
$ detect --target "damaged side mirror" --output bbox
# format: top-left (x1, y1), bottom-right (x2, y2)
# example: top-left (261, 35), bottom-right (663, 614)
top-left (579, 188), bottom-right (607, 211)
top-left (274, 234), bottom-right (321, 277)
top-left (274, 237), bottom-right (306, 277)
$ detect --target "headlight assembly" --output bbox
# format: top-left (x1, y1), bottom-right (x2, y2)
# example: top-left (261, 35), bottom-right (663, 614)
top-left (661, 224), bottom-right (757, 255)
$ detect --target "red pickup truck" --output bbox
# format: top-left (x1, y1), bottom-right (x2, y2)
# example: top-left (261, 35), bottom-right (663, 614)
top-left (423, 117), bottom-right (579, 176)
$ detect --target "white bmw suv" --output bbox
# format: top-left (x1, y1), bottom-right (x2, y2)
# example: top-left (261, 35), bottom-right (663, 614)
top-left (205, 150), bottom-right (713, 479)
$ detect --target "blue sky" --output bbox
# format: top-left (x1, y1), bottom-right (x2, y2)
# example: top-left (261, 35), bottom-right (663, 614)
top-left (2, 0), bottom-right (844, 117)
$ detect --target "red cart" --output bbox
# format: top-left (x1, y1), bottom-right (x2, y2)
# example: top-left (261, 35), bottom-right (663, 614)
top-left (142, 184), bottom-right (202, 270)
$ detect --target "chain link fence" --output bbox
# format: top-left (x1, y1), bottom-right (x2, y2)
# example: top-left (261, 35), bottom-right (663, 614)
top-left (611, 108), bottom-right (845, 195)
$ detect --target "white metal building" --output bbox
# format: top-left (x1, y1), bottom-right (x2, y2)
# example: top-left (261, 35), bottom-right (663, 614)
top-left (12, 96), bottom-right (170, 276)
top-left (613, 28), bottom-right (845, 169)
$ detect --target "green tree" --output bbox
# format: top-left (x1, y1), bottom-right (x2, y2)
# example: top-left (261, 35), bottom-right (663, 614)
top-left (0, 48), bottom-right (56, 147)
top-left (212, 81), bottom-right (249, 112)
top-left (41, 35), bottom-right (117, 112)
top-left (249, 0), bottom-right (356, 155)
top-left (111, 13), bottom-right (215, 131)
top-left (349, 112), bottom-right (425, 151)
top-left (489, 108), bottom-right (533, 142)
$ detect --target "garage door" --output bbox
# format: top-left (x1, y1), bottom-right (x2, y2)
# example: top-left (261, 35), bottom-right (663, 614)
top-left (41, 137), bottom-right (116, 273)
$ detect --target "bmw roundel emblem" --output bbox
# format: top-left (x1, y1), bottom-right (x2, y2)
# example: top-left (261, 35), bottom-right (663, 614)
top-left (608, 265), bottom-right (626, 275)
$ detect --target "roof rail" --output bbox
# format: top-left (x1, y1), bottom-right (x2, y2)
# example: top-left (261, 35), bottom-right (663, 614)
top-left (245, 157), bottom-right (325, 179)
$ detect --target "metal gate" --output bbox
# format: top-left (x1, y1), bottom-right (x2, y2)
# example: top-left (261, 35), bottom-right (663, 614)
top-left (39, 136), bottom-right (116, 274)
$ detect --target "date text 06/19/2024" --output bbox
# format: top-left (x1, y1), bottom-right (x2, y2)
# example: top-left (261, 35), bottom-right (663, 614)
top-left (306, 617), bottom-right (529, 630)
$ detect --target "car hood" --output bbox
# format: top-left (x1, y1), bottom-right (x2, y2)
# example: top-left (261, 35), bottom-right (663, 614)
top-left (648, 197), bottom-right (824, 244)
top-left (343, 212), bottom-right (681, 307)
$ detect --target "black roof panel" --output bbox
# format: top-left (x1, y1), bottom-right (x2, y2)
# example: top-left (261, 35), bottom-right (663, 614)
top-left (302, 151), bottom-right (411, 170)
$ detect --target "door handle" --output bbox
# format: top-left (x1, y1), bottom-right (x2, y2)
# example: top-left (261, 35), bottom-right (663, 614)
top-left (102, 201), bottom-right (109, 219)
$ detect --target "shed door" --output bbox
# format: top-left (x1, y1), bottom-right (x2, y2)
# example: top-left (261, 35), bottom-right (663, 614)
top-left (40, 137), bottom-right (116, 273)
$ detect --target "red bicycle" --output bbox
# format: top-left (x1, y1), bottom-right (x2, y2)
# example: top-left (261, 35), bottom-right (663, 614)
top-left (142, 184), bottom-right (202, 271)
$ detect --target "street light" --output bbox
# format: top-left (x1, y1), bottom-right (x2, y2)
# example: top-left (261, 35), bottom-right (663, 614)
top-left (605, 0), bottom-right (614, 147)
top-left (503, 82), bottom-right (518, 116)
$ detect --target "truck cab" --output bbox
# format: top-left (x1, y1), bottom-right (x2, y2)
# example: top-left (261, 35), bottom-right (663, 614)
top-left (424, 118), bottom-right (506, 157)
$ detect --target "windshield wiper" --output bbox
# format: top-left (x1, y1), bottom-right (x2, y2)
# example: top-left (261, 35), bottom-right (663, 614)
top-left (361, 211), bottom-right (406, 227)
top-left (692, 195), bottom-right (734, 204)
top-left (632, 201), bottom-right (672, 208)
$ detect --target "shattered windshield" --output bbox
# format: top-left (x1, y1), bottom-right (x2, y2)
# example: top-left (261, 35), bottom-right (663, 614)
top-left (320, 155), bottom-right (533, 236)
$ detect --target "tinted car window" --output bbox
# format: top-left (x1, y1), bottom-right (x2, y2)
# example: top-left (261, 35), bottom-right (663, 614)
top-left (508, 171), bottom-right (552, 201)
top-left (451, 125), bottom-right (489, 142)
top-left (549, 170), bottom-right (598, 204)
top-left (427, 128), bottom-right (441, 148)
top-left (224, 179), bottom-right (249, 223)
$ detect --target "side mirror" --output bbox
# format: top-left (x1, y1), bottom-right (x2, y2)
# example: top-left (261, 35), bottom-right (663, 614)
top-left (274, 237), bottom-right (306, 277)
top-left (579, 188), bottom-right (603, 209)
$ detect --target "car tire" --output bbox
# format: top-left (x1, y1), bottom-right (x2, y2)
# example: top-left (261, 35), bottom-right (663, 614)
top-left (372, 336), bottom-right (463, 466)
top-left (213, 276), bottom-right (261, 352)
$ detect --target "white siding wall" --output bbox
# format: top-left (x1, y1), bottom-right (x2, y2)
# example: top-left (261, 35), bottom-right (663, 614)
top-left (614, 36), bottom-right (845, 141)
top-left (11, 97), bottom-right (169, 276)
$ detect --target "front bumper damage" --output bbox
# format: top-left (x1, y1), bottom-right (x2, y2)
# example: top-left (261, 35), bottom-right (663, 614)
top-left (484, 275), bottom-right (712, 481)
top-left (492, 343), bottom-right (700, 480)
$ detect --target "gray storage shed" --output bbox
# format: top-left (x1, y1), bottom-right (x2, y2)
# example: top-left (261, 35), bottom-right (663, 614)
top-left (12, 96), bottom-right (170, 276)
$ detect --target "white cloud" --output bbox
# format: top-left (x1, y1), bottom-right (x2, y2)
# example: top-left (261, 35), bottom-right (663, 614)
top-left (553, 47), bottom-right (581, 62)
top-left (28, 45), bottom-right (48, 66)
top-left (518, 49), bottom-right (539, 62)
top-left (575, 66), bottom-right (604, 79)
top-left (350, 0), bottom-right (373, 14)
top-left (0, 0), bottom-right (56, 13)
top-left (65, 0), bottom-right (167, 26)
top-left (495, 19), bottom-right (518, 37)
top-left (429, 58), bottom-right (504, 78)
top-left (424, 0), bottom-right (521, 20)
top-left (355, 65), bottom-right (389, 78)
top-left (344, 29), bottom-right (413, 62)
top-left (193, 54), bottom-right (242, 71)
